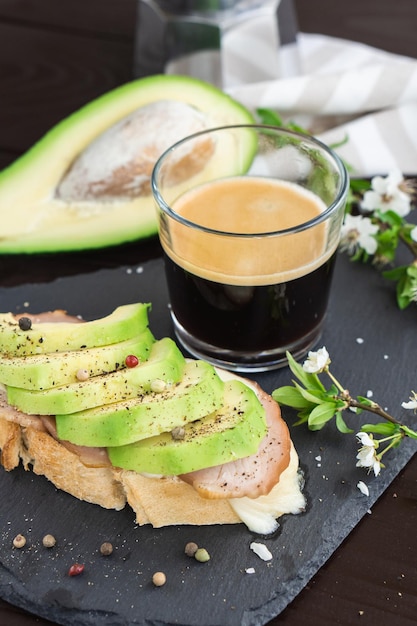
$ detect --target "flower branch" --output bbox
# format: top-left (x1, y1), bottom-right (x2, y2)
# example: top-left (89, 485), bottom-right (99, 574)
top-left (272, 348), bottom-right (417, 475)
top-left (339, 171), bottom-right (417, 309)
top-left (255, 107), bottom-right (417, 310)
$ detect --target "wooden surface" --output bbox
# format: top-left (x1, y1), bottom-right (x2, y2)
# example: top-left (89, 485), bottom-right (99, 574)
top-left (0, 1), bottom-right (416, 625)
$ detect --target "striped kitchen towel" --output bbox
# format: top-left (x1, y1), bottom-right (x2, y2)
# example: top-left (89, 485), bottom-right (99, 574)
top-left (227, 33), bottom-right (417, 177)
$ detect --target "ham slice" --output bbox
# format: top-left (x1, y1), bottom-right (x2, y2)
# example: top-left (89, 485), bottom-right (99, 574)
top-left (14, 310), bottom-right (82, 324)
top-left (0, 386), bottom-right (45, 430)
top-left (179, 381), bottom-right (291, 500)
top-left (40, 415), bottom-right (111, 468)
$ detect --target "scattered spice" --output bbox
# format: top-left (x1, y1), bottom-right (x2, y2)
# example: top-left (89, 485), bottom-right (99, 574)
top-left (152, 571), bottom-right (166, 587)
top-left (42, 534), bottom-right (56, 548)
top-left (150, 379), bottom-right (167, 393)
top-left (194, 548), bottom-right (210, 563)
top-left (76, 368), bottom-right (89, 382)
top-left (184, 541), bottom-right (198, 557)
top-left (171, 426), bottom-right (185, 440)
top-left (12, 534), bottom-right (26, 549)
top-left (250, 542), bottom-right (273, 561)
top-left (68, 563), bottom-right (85, 577)
top-left (100, 542), bottom-right (113, 556)
top-left (18, 317), bottom-right (32, 331)
top-left (125, 354), bottom-right (139, 368)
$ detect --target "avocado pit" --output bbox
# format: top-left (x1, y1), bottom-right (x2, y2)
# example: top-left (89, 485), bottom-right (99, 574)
top-left (56, 101), bottom-right (215, 201)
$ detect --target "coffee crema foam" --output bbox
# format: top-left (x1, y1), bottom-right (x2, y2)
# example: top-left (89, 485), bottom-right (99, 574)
top-left (163, 177), bottom-right (335, 286)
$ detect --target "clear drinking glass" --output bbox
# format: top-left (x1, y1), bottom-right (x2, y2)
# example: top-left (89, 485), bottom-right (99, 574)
top-left (152, 124), bottom-right (349, 372)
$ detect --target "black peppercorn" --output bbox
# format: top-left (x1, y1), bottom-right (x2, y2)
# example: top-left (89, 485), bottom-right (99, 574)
top-left (18, 316), bottom-right (32, 331)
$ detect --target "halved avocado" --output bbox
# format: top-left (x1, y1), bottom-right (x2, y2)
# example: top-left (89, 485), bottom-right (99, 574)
top-left (0, 75), bottom-right (254, 254)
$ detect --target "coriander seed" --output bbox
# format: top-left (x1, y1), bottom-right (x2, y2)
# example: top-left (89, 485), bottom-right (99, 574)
top-left (194, 548), bottom-right (210, 563)
top-left (150, 379), bottom-right (166, 393)
top-left (42, 534), bottom-right (56, 548)
top-left (152, 571), bottom-right (166, 587)
top-left (100, 541), bottom-right (113, 556)
top-left (184, 541), bottom-right (198, 557)
top-left (13, 534), bottom-right (26, 549)
top-left (76, 368), bottom-right (89, 382)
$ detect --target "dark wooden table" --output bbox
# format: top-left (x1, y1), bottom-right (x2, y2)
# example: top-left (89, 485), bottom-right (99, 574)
top-left (0, 1), bottom-right (416, 625)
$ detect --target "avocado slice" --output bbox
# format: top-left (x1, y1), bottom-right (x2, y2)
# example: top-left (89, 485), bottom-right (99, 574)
top-left (0, 328), bottom-right (155, 390)
top-left (55, 360), bottom-right (224, 447)
top-left (0, 75), bottom-right (254, 254)
top-left (6, 337), bottom-right (185, 415)
top-left (108, 379), bottom-right (267, 476)
top-left (0, 303), bottom-right (150, 357)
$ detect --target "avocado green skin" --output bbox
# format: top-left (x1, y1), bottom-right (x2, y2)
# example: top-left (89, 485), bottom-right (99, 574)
top-left (55, 360), bottom-right (224, 447)
top-left (0, 328), bottom-right (155, 390)
top-left (0, 303), bottom-right (150, 357)
top-left (107, 379), bottom-right (267, 475)
top-left (7, 338), bottom-right (185, 415)
top-left (0, 74), bottom-right (254, 254)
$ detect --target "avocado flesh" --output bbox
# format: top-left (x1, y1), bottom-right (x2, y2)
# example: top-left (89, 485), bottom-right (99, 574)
top-left (0, 303), bottom-right (150, 357)
top-left (0, 328), bottom-right (155, 390)
top-left (0, 74), bottom-right (254, 254)
top-left (108, 379), bottom-right (267, 476)
top-left (6, 338), bottom-right (185, 415)
top-left (55, 360), bottom-right (224, 447)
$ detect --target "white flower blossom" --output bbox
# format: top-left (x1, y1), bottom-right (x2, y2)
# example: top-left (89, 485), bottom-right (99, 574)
top-left (361, 169), bottom-right (411, 217)
top-left (356, 431), bottom-right (381, 476)
top-left (302, 347), bottom-right (330, 374)
top-left (340, 214), bottom-right (379, 255)
top-left (411, 226), bottom-right (417, 243)
top-left (401, 391), bottom-right (417, 411)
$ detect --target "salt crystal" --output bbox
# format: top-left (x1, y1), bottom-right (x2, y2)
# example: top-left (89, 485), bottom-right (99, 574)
top-left (366, 390), bottom-right (373, 398)
top-left (357, 481), bottom-right (369, 496)
top-left (250, 542), bottom-right (273, 561)
top-left (245, 567), bottom-right (256, 574)
top-left (356, 337), bottom-right (364, 344)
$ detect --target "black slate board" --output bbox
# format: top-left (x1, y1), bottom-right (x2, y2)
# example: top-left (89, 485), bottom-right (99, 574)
top-left (0, 253), bottom-right (416, 626)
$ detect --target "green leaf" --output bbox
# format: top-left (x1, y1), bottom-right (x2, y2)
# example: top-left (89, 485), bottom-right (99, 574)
top-left (286, 351), bottom-right (325, 391)
top-left (383, 264), bottom-right (416, 309)
top-left (401, 425), bottom-right (417, 439)
top-left (361, 422), bottom-right (399, 436)
top-left (286, 351), bottom-right (311, 386)
top-left (329, 134), bottom-right (349, 150)
top-left (272, 386), bottom-right (314, 409)
top-left (383, 265), bottom-right (408, 281)
top-left (349, 178), bottom-right (371, 194)
top-left (256, 107), bottom-right (284, 127)
top-left (375, 209), bottom-right (404, 228)
top-left (293, 410), bottom-right (310, 426)
top-left (356, 396), bottom-right (376, 408)
top-left (296, 382), bottom-right (326, 405)
top-left (335, 412), bottom-right (354, 433)
top-left (308, 402), bottom-right (338, 430)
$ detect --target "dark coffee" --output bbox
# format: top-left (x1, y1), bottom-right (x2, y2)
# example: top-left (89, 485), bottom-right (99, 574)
top-left (163, 251), bottom-right (337, 363)
top-left (157, 174), bottom-right (344, 370)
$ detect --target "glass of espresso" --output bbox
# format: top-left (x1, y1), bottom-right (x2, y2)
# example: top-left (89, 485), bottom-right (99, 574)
top-left (152, 125), bottom-right (349, 372)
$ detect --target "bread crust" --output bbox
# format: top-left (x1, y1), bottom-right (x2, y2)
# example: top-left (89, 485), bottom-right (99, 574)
top-left (0, 417), bottom-right (21, 471)
top-left (0, 415), bottom-right (241, 525)
top-left (121, 471), bottom-right (239, 527)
